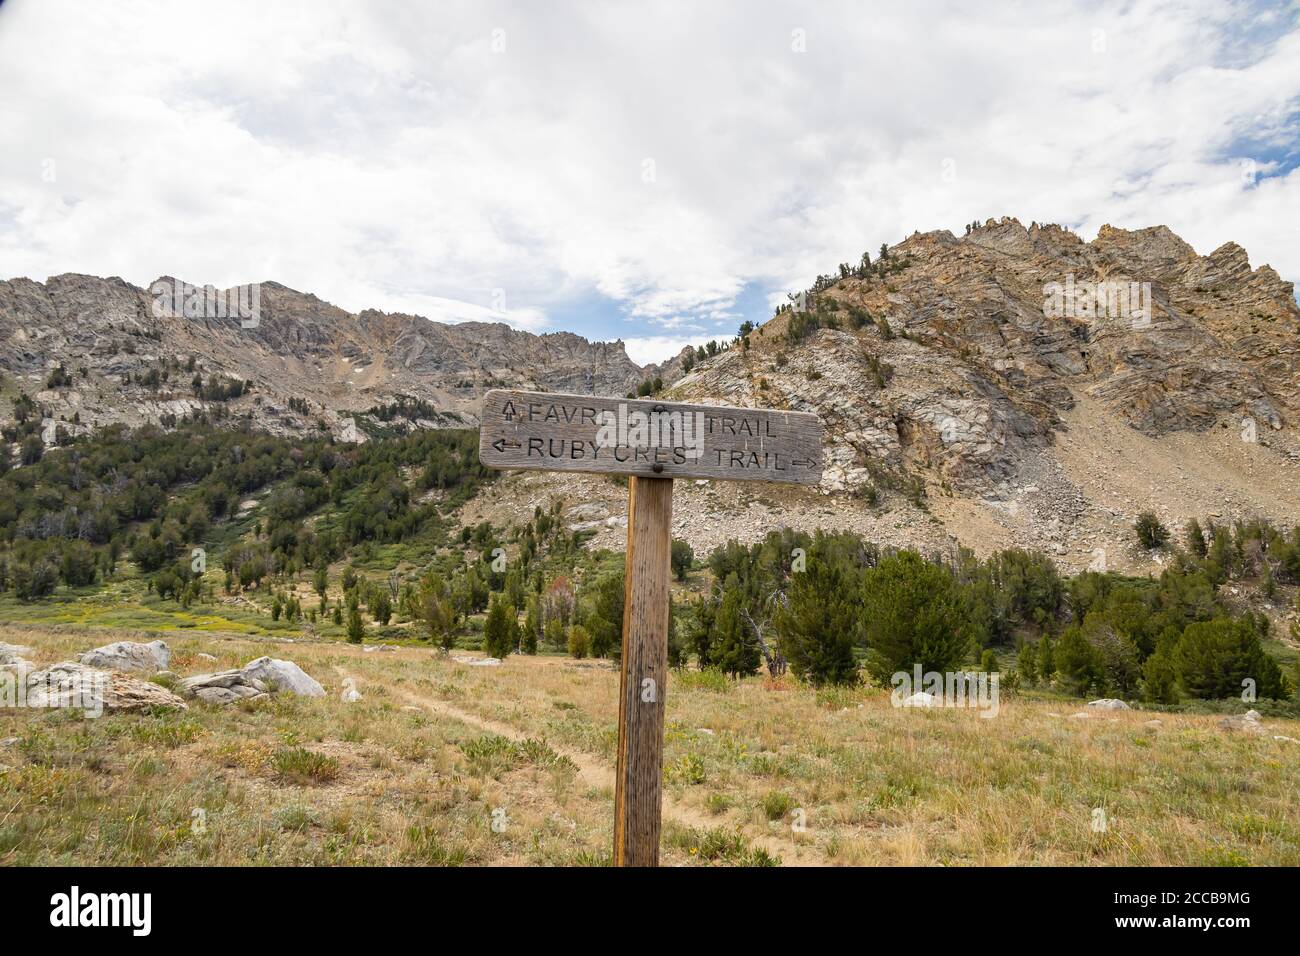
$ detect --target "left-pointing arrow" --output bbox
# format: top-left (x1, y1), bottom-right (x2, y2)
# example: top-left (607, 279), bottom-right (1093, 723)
top-left (492, 438), bottom-right (521, 452)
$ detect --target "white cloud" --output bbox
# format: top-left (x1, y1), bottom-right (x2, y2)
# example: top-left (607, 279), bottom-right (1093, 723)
top-left (0, 0), bottom-right (1297, 349)
top-left (623, 334), bottom-right (720, 366)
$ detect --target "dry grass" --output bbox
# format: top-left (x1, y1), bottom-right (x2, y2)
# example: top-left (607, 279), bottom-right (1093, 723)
top-left (2, 623), bottom-right (1298, 866)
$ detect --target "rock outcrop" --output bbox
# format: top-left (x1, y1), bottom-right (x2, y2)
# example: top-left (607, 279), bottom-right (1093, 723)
top-left (0, 274), bottom-right (659, 440)
top-left (79, 640), bottom-right (170, 673)
top-left (178, 656), bottom-right (325, 704)
top-left (20, 661), bottom-right (186, 713)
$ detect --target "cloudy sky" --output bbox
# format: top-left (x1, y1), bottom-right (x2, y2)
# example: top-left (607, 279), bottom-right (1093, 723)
top-left (1, 0), bottom-right (1297, 363)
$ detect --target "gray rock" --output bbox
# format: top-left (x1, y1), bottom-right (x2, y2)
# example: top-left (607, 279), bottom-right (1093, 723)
top-left (80, 640), bottom-right (170, 673)
top-left (22, 661), bottom-right (186, 713)
top-left (1087, 698), bottom-right (1130, 710)
top-left (240, 656), bottom-right (325, 696)
top-left (177, 669), bottom-right (271, 704)
top-left (178, 656), bottom-right (324, 704)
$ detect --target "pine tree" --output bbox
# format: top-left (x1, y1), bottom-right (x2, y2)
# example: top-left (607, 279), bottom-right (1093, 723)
top-left (346, 606), bottom-right (365, 644)
top-left (689, 595), bottom-right (717, 667)
top-left (567, 624), bottom-right (590, 659)
top-left (711, 590), bottom-right (759, 677)
top-left (1141, 630), bottom-right (1180, 704)
top-left (773, 562), bottom-right (859, 686)
top-left (522, 594), bottom-right (541, 654)
top-left (1037, 633), bottom-right (1055, 680)
top-left (861, 551), bottom-right (970, 680)
top-left (1135, 512), bottom-right (1170, 550)
top-left (586, 571), bottom-right (624, 658)
top-left (372, 591), bottom-right (392, 625)
top-left (1054, 626), bottom-right (1102, 695)
top-left (483, 595), bottom-right (515, 659)
top-left (419, 580), bottom-right (455, 650)
top-left (1016, 641), bottom-right (1038, 683)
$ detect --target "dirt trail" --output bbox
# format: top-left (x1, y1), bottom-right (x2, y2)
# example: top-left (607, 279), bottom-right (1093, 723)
top-left (335, 662), bottom-right (827, 866)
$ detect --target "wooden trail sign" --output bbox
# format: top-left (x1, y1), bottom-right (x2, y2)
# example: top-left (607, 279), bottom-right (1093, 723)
top-left (478, 389), bottom-right (823, 866)
top-left (479, 389), bottom-right (823, 485)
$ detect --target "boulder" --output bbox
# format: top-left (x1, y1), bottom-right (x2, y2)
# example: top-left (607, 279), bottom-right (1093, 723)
top-left (21, 661), bottom-right (186, 713)
top-left (177, 669), bottom-right (271, 705)
top-left (1, 642), bottom-right (34, 674)
top-left (80, 640), bottom-right (170, 673)
top-left (177, 656), bottom-right (324, 704)
top-left (340, 678), bottom-right (362, 703)
top-left (900, 691), bottom-right (937, 708)
top-left (451, 655), bottom-right (502, 667)
top-left (241, 657), bottom-right (325, 697)
top-left (1087, 698), bottom-right (1130, 710)
top-left (1218, 712), bottom-right (1266, 735)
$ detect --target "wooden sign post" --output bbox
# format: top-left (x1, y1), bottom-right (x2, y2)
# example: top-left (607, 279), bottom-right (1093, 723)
top-left (479, 389), bottom-right (822, 866)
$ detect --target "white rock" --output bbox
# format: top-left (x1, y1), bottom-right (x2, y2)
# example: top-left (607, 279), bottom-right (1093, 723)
top-left (80, 640), bottom-right (170, 673)
top-left (1087, 698), bottom-right (1130, 710)
top-left (340, 677), bottom-right (363, 703)
top-left (451, 655), bottom-right (502, 667)
top-left (1218, 713), bottom-right (1266, 735)
top-left (900, 691), bottom-right (937, 708)
top-left (196, 653), bottom-right (218, 662)
top-left (240, 656), bottom-right (325, 697)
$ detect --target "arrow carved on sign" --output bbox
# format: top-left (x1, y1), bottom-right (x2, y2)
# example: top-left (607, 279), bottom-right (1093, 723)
top-left (479, 389), bottom-right (823, 485)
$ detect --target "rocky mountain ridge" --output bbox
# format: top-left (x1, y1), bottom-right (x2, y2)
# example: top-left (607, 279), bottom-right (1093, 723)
top-left (0, 273), bottom-right (682, 439)
top-left (656, 216), bottom-right (1300, 571)
top-left (4, 217), bottom-right (1299, 573)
